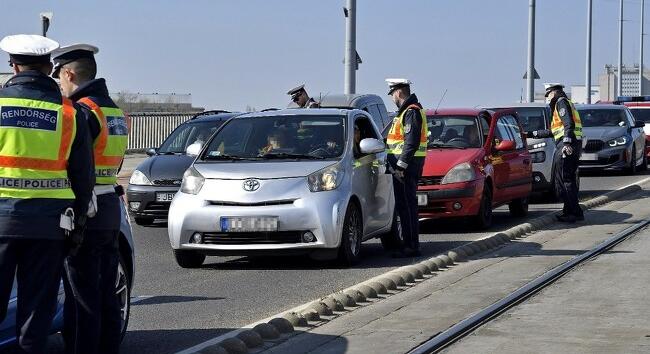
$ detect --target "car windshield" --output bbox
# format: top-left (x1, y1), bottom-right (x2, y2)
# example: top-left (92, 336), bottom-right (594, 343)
top-left (427, 115), bottom-right (482, 149)
top-left (158, 121), bottom-right (222, 154)
top-left (629, 108), bottom-right (650, 123)
top-left (511, 107), bottom-right (547, 131)
top-left (578, 109), bottom-right (627, 128)
top-left (202, 115), bottom-right (346, 161)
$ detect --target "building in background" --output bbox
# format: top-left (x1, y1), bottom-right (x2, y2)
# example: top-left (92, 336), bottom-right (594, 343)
top-left (599, 64), bottom-right (650, 101)
top-left (570, 85), bottom-right (600, 104)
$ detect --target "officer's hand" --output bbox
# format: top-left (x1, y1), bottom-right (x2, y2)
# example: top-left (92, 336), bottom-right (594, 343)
top-left (562, 145), bottom-right (574, 156)
top-left (526, 131), bottom-right (537, 139)
top-left (394, 166), bottom-right (405, 179)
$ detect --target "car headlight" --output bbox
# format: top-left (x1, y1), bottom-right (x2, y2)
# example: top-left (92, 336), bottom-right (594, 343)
top-left (441, 162), bottom-right (476, 184)
top-left (307, 163), bottom-right (344, 192)
top-left (528, 141), bottom-right (546, 150)
top-left (129, 170), bottom-right (152, 185)
top-left (531, 151), bottom-right (546, 163)
top-left (180, 167), bottom-right (205, 195)
top-left (607, 136), bottom-right (627, 147)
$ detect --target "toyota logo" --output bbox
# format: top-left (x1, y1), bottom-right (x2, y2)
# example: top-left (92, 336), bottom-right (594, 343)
top-left (242, 179), bottom-right (260, 192)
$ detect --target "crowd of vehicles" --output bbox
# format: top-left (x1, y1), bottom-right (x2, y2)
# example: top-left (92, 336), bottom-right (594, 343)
top-left (124, 94), bottom-right (649, 267)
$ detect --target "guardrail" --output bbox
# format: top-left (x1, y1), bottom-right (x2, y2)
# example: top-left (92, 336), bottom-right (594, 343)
top-left (127, 112), bottom-right (195, 152)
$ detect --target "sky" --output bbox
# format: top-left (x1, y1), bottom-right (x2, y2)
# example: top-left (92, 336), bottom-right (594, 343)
top-left (2, 0), bottom-right (647, 111)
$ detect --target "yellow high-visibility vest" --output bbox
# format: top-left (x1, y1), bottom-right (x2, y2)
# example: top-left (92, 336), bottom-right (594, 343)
top-left (551, 99), bottom-right (583, 141)
top-left (386, 105), bottom-right (428, 157)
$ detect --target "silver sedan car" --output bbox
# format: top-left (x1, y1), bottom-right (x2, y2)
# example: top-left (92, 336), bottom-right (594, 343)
top-left (168, 109), bottom-right (401, 267)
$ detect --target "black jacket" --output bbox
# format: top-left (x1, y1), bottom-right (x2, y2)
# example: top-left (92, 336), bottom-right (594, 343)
top-left (395, 94), bottom-right (424, 169)
top-left (0, 71), bottom-right (94, 239)
top-left (70, 78), bottom-right (123, 231)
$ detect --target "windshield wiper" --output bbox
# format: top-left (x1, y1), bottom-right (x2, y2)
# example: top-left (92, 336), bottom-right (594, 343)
top-left (159, 151), bottom-right (183, 155)
top-left (204, 154), bottom-right (247, 161)
top-left (259, 152), bottom-right (325, 160)
top-left (428, 143), bottom-right (467, 150)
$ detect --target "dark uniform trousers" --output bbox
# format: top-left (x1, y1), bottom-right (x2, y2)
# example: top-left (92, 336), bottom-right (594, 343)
top-left (391, 157), bottom-right (425, 251)
top-left (63, 228), bottom-right (121, 354)
top-left (554, 140), bottom-right (583, 218)
top-left (0, 238), bottom-right (66, 353)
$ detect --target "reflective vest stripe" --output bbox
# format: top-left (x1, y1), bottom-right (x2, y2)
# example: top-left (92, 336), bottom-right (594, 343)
top-left (551, 99), bottom-right (583, 141)
top-left (0, 177), bottom-right (71, 189)
top-left (386, 104), bottom-right (428, 157)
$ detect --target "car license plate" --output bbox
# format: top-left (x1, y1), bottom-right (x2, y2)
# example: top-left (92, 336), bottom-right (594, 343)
top-left (221, 217), bottom-right (279, 232)
top-left (417, 193), bottom-right (428, 206)
top-left (155, 192), bottom-right (175, 202)
top-left (581, 153), bottom-right (598, 161)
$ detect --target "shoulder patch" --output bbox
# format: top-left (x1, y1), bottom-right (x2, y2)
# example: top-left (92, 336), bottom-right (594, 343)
top-left (559, 108), bottom-right (567, 116)
top-left (404, 123), bottom-right (412, 134)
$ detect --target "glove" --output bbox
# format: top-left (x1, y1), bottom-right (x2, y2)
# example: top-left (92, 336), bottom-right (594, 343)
top-left (67, 215), bottom-right (87, 256)
top-left (395, 166), bottom-right (405, 179)
top-left (562, 145), bottom-right (573, 157)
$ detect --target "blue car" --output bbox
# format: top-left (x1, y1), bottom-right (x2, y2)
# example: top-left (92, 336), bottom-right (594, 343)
top-left (0, 196), bottom-right (135, 348)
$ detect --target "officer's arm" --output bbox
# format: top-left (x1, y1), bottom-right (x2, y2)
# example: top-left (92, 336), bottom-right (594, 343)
top-left (397, 109), bottom-right (422, 170)
top-left (557, 98), bottom-right (576, 144)
top-left (78, 103), bottom-right (101, 141)
top-left (67, 109), bottom-right (95, 218)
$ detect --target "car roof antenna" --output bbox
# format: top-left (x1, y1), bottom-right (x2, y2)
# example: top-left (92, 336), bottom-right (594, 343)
top-left (317, 91), bottom-right (330, 108)
top-left (434, 89), bottom-right (448, 114)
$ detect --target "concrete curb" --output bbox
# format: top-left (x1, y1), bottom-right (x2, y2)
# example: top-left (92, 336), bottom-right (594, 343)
top-left (181, 177), bottom-right (650, 354)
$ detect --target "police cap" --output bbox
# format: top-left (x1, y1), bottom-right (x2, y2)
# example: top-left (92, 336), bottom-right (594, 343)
top-left (52, 43), bottom-right (99, 79)
top-left (287, 84), bottom-right (307, 101)
top-left (386, 78), bottom-right (412, 95)
top-left (0, 34), bottom-right (59, 65)
top-left (544, 84), bottom-right (565, 97)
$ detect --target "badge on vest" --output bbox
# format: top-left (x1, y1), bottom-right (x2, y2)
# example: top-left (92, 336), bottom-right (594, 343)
top-left (404, 123), bottom-right (412, 134)
top-left (0, 106), bottom-right (58, 131)
top-left (106, 116), bottom-right (128, 135)
top-left (559, 108), bottom-right (567, 116)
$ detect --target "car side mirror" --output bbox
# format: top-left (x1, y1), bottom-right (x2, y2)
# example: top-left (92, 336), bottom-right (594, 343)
top-left (634, 120), bottom-right (646, 128)
top-left (185, 143), bottom-right (203, 157)
top-left (359, 138), bottom-right (385, 154)
top-left (495, 140), bottom-right (516, 152)
top-left (146, 148), bottom-right (157, 156)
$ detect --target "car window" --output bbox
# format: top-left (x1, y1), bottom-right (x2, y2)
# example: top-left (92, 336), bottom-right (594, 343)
top-left (366, 104), bottom-right (384, 130)
top-left (629, 108), bottom-right (650, 123)
top-left (158, 121), bottom-right (221, 154)
top-left (427, 115), bottom-right (482, 148)
top-left (202, 115), bottom-right (346, 160)
top-left (578, 109), bottom-right (628, 127)
top-left (511, 107), bottom-right (548, 131)
top-left (494, 116), bottom-right (517, 147)
top-left (503, 115), bottom-right (525, 149)
top-left (354, 115), bottom-right (379, 158)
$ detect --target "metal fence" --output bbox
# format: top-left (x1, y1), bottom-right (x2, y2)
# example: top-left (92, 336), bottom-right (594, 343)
top-left (127, 113), bottom-right (195, 151)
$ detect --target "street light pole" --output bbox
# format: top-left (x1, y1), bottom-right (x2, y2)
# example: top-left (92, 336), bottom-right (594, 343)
top-left (618, 0), bottom-right (624, 96)
top-left (526, 0), bottom-right (535, 103)
top-left (40, 12), bottom-right (53, 37)
top-left (641, 0), bottom-right (645, 95)
top-left (344, 0), bottom-right (357, 95)
top-left (586, 0), bottom-right (593, 104)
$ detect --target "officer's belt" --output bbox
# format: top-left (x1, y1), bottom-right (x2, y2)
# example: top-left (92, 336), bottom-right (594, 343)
top-left (94, 185), bottom-right (117, 195)
top-left (0, 177), bottom-right (71, 189)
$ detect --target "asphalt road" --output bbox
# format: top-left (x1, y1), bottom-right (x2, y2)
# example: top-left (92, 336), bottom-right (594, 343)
top-left (121, 170), bottom-right (650, 354)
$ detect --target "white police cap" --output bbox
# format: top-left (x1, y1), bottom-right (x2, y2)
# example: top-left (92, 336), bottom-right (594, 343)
top-left (52, 43), bottom-right (100, 78)
top-left (385, 78), bottom-right (412, 95)
top-left (0, 34), bottom-right (59, 64)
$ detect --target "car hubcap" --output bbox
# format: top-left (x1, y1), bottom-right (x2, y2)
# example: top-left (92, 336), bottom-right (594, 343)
top-left (116, 261), bottom-right (129, 328)
top-left (348, 209), bottom-right (360, 256)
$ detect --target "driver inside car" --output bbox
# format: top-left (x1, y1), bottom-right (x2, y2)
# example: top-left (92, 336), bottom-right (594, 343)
top-left (464, 125), bottom-right (480, 147)
top-left (260, 130), bottom-right (289, 155)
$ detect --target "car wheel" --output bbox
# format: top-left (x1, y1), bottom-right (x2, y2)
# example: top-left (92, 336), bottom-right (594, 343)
top-left (173, 249), bottom-right (206, 268)
top-left (380, 210), bottom-right (403, 251)
top-left (508, 197), bottom-right (529, 217)
top-left (134, 217), bottom-right (154, 226)
top-left (473, 186), bottom-right (493, 229)
top-left (117, 253), bottom-right (131, 341)
top-left (337, 203), bottom-right (362, 266)
top-left (626, 146), bottom-right (637, 175)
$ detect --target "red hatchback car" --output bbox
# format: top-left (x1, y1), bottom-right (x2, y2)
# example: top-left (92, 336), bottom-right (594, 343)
top-left (417, 108), bottom-right (532, 229)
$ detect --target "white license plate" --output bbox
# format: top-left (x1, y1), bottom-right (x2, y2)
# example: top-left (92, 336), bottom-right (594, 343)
top-left (417, 193), bottom-right (428, 206)
top-left (155, 192), bottom-right (175, 202)
top-left (581, 153), bottom-right (598, 161)
top-left (221, 216), bottom-right (279, 232)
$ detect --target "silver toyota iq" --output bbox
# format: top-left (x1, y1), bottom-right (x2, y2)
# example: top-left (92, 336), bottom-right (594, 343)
top-left (168, 109), bottom-right (401, 267)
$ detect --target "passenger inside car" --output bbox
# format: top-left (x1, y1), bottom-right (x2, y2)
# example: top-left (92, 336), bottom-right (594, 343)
top-left (260, 130), bottom-right (290, 154)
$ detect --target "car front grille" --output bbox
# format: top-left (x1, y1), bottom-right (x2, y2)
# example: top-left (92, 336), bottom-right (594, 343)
top-left (208, 199), bottom-right (296, 207)
top-left (153, 179), bottom-right (182, 186)
top-left (418, 176), bottom-right (443, 186)
top-left (201, 231), bottom-right (304, 245)
top-left (584, 140), bottom-right (605, 153)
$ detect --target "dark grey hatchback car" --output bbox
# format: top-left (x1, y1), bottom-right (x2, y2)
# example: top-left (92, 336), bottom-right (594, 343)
top-left (127, 111), bottom-right (240, 225)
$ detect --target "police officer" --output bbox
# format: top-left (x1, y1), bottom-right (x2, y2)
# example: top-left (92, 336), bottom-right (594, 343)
top-left (528, 84), bottom-right (584, 222)
top-left (385, 79), bottom-right (428, 257)
top-left (53, 44), bottom-right (129, 354)
top-left (0, 35), bottom-right (93, 353)
top-left (287, 84), bottom-right (319, 108)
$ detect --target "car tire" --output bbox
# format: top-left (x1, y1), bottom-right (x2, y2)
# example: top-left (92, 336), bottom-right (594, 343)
top-left (337, 203), bottom-right (363, 266)
top-left (508, 197), bottom-right (529, 217)
top-left (117, 253), bottom-right (131, 342)
top-left (380, 210), bottom-right (403, 251)
top-left (626, 146), bottom-right (637, 175)
top-left (473, 186), bottom-right (493, 229)
top-left (134, 217), bottom-right (154, 226)
top-left (173, 249), bottom-right (206, 268)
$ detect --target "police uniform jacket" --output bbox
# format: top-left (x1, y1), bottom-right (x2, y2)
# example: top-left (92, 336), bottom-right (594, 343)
top-left (70, 78), bottom-right (122, 231)
top-left (527, 97), bottom-right (579, 146)
top-left (0, 70), bottom-right (94, 239)
top-left (395, 93), bottom-right (424, 169)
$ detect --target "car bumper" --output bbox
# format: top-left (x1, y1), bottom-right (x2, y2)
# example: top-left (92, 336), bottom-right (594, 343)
top-left (579, 146), bottom-right (628, 171)
top-left (126, 184), bottom-right (179, 219)
top-left (417, 179), bottom-right (483, 218)
top-left (167, 189), bottom-right (348, 252)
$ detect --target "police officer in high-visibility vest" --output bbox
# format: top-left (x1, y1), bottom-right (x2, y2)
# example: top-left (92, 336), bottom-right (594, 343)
top-left (528, 84), bottom-right (584, 222)
top-left (0, 35), bottom-right (93, 353)
top-left (385, 78), bottom-right (428, 257)
top-left (52, 44), bottom-right (129, 354)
